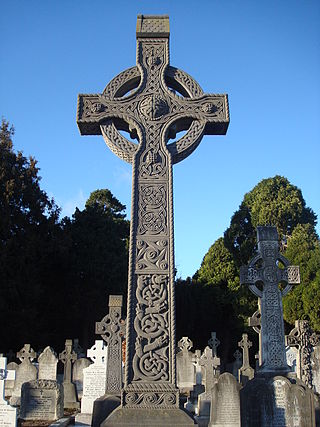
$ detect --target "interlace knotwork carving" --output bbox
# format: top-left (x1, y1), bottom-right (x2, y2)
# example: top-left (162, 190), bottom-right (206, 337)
top-left (133, 274), bottom-right (169, 381)
top-left (240, 226), bottom-right (300, 374)
top-left (136, 238), bottom-right (168, 272)
top-left (138, 184), bottom-right (167, 235)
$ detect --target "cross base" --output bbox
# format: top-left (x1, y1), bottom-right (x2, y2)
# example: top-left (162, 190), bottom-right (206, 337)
top-left (101, 407), bottom-right (195, 426)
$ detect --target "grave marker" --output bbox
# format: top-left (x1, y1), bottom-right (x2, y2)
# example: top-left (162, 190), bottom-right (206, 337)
top-left (238, 333), bottom-right (254, 385)
top-left (0, 356), bottom-right (17, 427)
top-left (240, 226), bottom-right (300, 374)
top-left (10, 344), bottom-right (37, 406)
top-left (59, 339), bottom-right (79, 409)
top-left (176, 337), bottom-right (195, 392)
top-left (77, 14), bottom-right (229, 426)
top-left (38, 346), bottom-right (58, 380)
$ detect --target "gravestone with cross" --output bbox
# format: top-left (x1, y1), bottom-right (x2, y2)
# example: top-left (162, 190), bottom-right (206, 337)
top-left (238, 333), bottom-right (254, 385)
top-left (0, 356), bottom-right (17, 426)
top-left (240, 226), bottom-right (300, 375)
top-left (96, 295), bottom-right (125, 395)
top-left (59, 339), bottom-right (79, 409)
top-left (77, 14), bottom-right (229, 425)
top-left (286, 320), bottom-right (320, 389)
top-left (176, 337), bottom-right (195, 392)
top-left (10, 344), bottom-right (37, 406)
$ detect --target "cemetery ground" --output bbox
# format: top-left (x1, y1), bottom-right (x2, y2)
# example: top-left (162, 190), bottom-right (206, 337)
top-left (1, 13), bottom-right (320, 427)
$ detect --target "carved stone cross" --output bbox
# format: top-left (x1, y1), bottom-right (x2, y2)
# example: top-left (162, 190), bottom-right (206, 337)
top-left (0, 356), bottom-right (16, 405)
top-left (208, 331), bottom-right (220, 358)
top-left (199, 346), bottom-right (219, 391)
top-left (17, 344), bottom-right (36, 364)
top-left (286, 320), bottom-right (320, 388)
top-left (240, 226), bottom-right (300, 374)
top-left (87, 340), bottom-right (108, 365)
top-left (77, 14), bottom-right (229, 415)
top-left (59, 339), bottom-right (77, 383)
top-left (96, 295), bottom-right (125, 395)
top-left (238, 333), bottom-right (254, 384)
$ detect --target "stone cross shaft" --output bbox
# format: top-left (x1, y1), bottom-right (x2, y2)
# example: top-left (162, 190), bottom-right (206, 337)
top-left (286, 320), bottom-right (320, 388)
top-left (77, 15), bottom-right (229, 409)
top-left (59, 339), bottom-right (77, 383)
top-left (240, 226), bottom-right (300, 374)
top-left (96, 295), bottom-right (125, 395)
top-left (0, 356), bottom-right (16, 405)
top-left (238, 334), bottom-right (252, 369)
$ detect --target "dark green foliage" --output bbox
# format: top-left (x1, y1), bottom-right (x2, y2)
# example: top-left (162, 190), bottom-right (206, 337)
top-left (0, 120), bottom-right (129, 353)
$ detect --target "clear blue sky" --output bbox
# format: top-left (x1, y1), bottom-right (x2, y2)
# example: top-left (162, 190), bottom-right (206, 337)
top-left (1, 1), bottom-right (319, 279)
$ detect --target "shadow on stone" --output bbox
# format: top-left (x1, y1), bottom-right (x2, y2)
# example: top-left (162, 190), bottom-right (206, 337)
top-left (91, 394), bottom-right (120, 427)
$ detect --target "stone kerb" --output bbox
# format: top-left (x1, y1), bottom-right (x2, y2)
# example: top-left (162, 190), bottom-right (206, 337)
top-left (20, 379), bottom-right (63, 422)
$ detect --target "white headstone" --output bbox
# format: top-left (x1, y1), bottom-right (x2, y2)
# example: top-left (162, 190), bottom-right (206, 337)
top-left (10, 344), bottom-right (37, 406)
top-left (4, 363), bottom-right (18, 399)
top-left (176, 337), bottom-right (196, 392)
top-left (81, 340), bottom-right (108, 415)
top-left (72, 357), bottom-right (91, 399)
top-left (0, 356), bottom-right (17, 427)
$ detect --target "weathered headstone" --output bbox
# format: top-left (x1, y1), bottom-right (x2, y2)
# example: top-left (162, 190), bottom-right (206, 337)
top-left (176, 337), bottom-right (196, 393)
top-left (72, 357), bottom-right (91, 399)
top-left (59, 339), bottom-right (79, 409)
top-left (241, 375), bottom-right (316, 427)
top-left (10, 344), bottom-right (37, 406)
top-left (4, 362), bottom-right (18, 399)
top-left (286, 319), bottom-right (320, 389)
top-left (240, 226), bottom-right (300, 374)
top-left (77, 13), bottom-right (229, 426)
top-left (238, 333), bottom-right (254, 385)
top-left (38, 346), bottom-right (58, 380)
top-left (0, 356), bottom-right (17, 427)
top-left (209, 373), bottom-right (241, 427)
top-left (196, 344), bottom-right (221, 426)
top-left (20, 379), bottom-right (63, 422)
top-left (184, 350), bottom-right (204, 414)
top-left (231, 350), bottom-right (242, 379)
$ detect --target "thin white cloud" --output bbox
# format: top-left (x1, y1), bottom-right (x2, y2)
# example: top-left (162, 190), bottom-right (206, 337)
top-left (59, 189), bottom-right (87, 218)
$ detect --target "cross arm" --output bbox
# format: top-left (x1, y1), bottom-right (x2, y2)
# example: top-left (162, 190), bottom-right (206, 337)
top-left (169, 93), bottom-right (229, 135)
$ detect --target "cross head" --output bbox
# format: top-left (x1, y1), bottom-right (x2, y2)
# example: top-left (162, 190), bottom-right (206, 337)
top-left (17, 344), bottom-right (36, 364)
top-left (208, 331), bottom-right (220, 358)
top-left (240, 226), bottom-right (300, 374)
top-left (87, 340), bottom-right (108, 365)
top-left (77, 14), bottom-right (229, 410)
top-left (177, 337), bottom-right (193, 353)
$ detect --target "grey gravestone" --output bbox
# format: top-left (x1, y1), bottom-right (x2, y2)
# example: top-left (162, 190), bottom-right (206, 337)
top-left (38, 346), bottom-right (58, 380)
top-left (240, 226), bottom-right (300, 374)
top-left (238, 333), bottom-right (254, 385)
top-left (92, 296), bottom-right (125, 427)
top-left (209, 373), bottom-right (241, 427)
top-left (231, 350), bottom-right (242, 379)
top-left (241, 375), bottom-right (316, 427)
top-left (196, 345), bottom-right (221, 426)
top-left (20, 379), bottom-right (63, 421)
top-left (4, 362), bottom-right (18, 399)
top-left (73, 339), bottom-right (85, 358)
top-left (72, 357), bottom-right (91, 399)
top-left (59, 339), bottom-right (79, 409)
top-left (77, 14), bottom-right (229, 426)
top-left (10, 344), bottom-right (37, 406)
top-left (184, 350), bottom-right (204, 414)
top-left (286, 319), bottom-right (320, 389)
top-left (176, 337), bottom-right (195, 393)
top-left (0, 356), bottom-right (17, 427)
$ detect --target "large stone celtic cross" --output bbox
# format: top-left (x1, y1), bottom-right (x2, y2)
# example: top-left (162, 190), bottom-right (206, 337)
top-left (240, 226), bottom-right (300, 374)
top-left (77, 15), bottom-right (229, 413)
